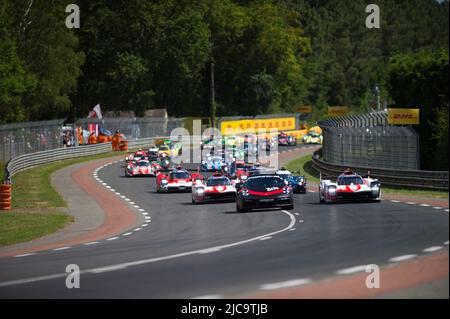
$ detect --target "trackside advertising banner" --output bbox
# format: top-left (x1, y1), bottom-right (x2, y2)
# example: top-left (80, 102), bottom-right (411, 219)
top-left (220, 117), bottom-right (296, 135)
top-left (328, 106), bottom-right (349, 116)
top-left (388, 108), bottom-right (420, 125)
top-left (296, 105), bottom-right (312, 113)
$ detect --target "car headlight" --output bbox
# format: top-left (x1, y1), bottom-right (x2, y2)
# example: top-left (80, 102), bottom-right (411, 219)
top-left (328, 187), bottom-right (336, 194)
top-left (196, 188), bottom-right (204, 195)
top-left (161, 179), bottom-right (168, 185)
top-left (300, 178), bottom-right (304, 183)
top-left (241, 175), bottom-right (247, 180)
top-left (201, 160), bottom-right (206, 165)
top-left (241, 189), bottom-right (249, 196)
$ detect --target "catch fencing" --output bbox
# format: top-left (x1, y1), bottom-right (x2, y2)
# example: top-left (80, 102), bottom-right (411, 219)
top-left (319, 111), bottom-right (420, 170)
top-left (0, 119), bottom-right (66, 162)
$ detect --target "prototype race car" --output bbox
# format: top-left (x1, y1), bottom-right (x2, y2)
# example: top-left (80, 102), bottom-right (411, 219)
top-left (318, 170), bottom-right (381, 203)
top-left (278, 132), bottom-right (297, 146)
top-left (236, 174), bottom-right (294, 212)
top-left (302, 132), bottom-right (323, 144)
top-left (192, 174), bottom-right (237, 204)
top-left (201, 155), bottom-right (225, 171)
top-left (276, 167), bottom-right (307, 193)
top-left (156, 168), bottom-right (203, 192)
top-left (124, 149), bottom-right (148, 165)
top-left (125, 159), bottom-right (159, 177)
top-left (157, 145), bottom-right (172, 157)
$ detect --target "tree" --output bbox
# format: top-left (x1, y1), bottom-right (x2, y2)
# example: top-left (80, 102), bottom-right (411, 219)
top-left (387, 50), bottom-right (449, 170)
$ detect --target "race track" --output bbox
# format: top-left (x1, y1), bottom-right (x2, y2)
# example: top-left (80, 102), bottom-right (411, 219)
top-left (0, 145), bottom-right (448, 298)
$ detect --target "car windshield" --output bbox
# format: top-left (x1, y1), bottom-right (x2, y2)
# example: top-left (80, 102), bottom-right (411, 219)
top-left (170, 172), bottom-right (190, 179)
top-left (244, 176), bottom-right (286, 191)
top-left (159, 146), bottom-right (169, 150)
top-left (207, 178), bottom-right (230, 186)
top-left (138, 161), bottom-right (149, 167)
top-left (337, 176), bottom-right (363, 185)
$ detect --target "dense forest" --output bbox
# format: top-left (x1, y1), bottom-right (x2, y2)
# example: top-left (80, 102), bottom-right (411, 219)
top-left (1, 0), bottom-right (448, 122)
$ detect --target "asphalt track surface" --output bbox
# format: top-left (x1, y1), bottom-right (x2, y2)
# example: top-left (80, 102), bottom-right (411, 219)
top-left (0, 145), bottom-right (448, 298)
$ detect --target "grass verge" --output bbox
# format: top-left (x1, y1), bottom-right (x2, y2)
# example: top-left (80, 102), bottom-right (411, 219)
top-left (0, 150), bottom-right (126, 246)
top-left (286, 154), bottom-right (448, 199)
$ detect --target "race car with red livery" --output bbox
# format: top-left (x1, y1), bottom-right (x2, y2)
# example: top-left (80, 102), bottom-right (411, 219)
top-left (125, 159), bottom-right (160, 177)
top-left (278, 131), bottom-right (297, 146)
top-left (236, 174), bottom-right (294, 212)
top-left (318, 170), bottom-right (381, 203)
top-left (192, 174), bottom-right (237, 204)
top-left (156, 167), bottom-right (203, 192)
top-left (125, 149), bottom-right (148, 165)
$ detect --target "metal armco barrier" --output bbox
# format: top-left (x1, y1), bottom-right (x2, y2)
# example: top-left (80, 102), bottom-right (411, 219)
top-left (4, 137), bottom-right (167, 181)
top-left (312, 149), bottom-right (449, 191)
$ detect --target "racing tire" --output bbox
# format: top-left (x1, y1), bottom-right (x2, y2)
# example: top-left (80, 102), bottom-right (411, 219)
top-left (236, 203), bottom-right (247, 213)
top-left (319, 193), bottom-right (325, 204)
top-left (285, 205), bottom-right (294, 210)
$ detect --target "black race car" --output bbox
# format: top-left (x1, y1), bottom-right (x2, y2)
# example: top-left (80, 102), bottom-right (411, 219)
top-left (236, 174), bottom-right (294, 212)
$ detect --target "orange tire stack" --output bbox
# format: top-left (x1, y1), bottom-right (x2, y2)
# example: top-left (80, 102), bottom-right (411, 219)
top-left (0, 184), bottom-right (12, 211)
top-left (119, 140), bottom-right (128, 151)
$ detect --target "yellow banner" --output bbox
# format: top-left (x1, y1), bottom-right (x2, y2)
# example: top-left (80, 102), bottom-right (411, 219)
top-left (221, 117), bottom-right (296, 135)
top-left (328, 106), bottom-right (349, 116)
top-left (296, 105), bottom-right (312, 113)
top-left (388, 108), bottom-right (420, 125)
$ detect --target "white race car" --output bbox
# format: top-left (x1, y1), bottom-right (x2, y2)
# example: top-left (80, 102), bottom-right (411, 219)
top-left (319, 170), bottom-right (381, 203)
top-left (192, 174), bottom-right (237, 204)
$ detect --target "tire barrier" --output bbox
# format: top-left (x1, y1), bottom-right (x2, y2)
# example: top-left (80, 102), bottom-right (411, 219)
top-left (0, 184), bottom-right (12, 211)
top-left (119, 140), bottom-right (128, 151)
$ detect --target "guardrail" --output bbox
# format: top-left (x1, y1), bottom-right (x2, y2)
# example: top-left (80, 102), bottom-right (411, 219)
top-left (311, 149), bottom-right (449, 191)
top-left (4, 137), bottom-right (166, 182)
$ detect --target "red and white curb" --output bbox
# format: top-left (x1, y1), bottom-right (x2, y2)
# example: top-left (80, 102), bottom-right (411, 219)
top-left (13, 158), bottom-right (149, 258)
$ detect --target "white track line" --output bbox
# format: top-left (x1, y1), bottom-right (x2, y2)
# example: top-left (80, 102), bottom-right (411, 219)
top-left (106, 237), bottom-right (119, 241)
top-left (260, 278), bottom-right (312, 290)
top-left (388, 254), bottom-right (417, 262)
top-left (52, 246), bottom-right (71, 251)
top-left (259, 236), bottom-right (272, 241)
top-left (14, 253), bottom-right (36, 258)
top-left (83, 241), bottom-right (99, 246)
top-left (0, 211), bottom-right (295, 288)
top-left (336, 265), bottom-right (367, 275)
top-left (423, 246), bottom-right (443, 253)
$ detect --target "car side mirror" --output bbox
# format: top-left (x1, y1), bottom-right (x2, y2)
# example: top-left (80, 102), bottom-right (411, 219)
top-left (235, 182), bottom-right (242, 191)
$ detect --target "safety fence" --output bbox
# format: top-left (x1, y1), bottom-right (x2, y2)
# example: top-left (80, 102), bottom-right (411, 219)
top-left (0, 119), bottom-right (66, 162)
top-left (311, 149), bottom-right (449, 191)
top-left (319, 111), bottom-right (420, 170)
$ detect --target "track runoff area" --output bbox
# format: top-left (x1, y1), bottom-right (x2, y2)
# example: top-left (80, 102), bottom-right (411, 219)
top-left (0, 131), bottom-right (448, 304)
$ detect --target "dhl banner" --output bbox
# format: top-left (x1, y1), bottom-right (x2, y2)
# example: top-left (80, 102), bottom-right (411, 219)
top-left (221, 117), bottom-right (296, 135)
top-left (296, 105), bottom-right (312, 113)
top-left (328, 106), bottom-right (349, 117)
top-left (388, 108), bottom-right (420, 125)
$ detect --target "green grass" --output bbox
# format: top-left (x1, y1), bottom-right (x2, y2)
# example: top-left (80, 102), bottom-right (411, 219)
top-left (285, 154), bottom-right (449, 199)
top-left (285, 154), bottom-right (320, 182)
top-left (0, 161), bottom-right (6, 182)
top-left (0, 212), bottom-right (71, 246)
top-left (0, 150), bottom-right (127, 246)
